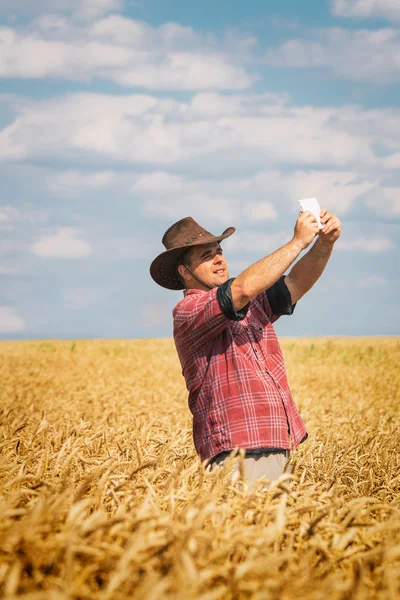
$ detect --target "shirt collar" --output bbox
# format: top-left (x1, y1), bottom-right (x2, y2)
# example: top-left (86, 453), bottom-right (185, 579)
top-left (184, 287), bottom-right (220, 296)
top-left (184, 288), bottom-right (205, 296)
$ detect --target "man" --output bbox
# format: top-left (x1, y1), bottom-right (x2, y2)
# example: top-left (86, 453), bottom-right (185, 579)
top-left (150, 209), bottom-right (341, 484)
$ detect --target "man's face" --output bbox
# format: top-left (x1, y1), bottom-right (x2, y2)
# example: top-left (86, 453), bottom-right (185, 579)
top-left (182, 242), bottom-right (230, 290)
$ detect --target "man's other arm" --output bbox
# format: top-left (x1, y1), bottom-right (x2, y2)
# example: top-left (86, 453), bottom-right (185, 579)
top-left (285, 209), bottom-right (342, 304)
top-left (231, 211), bottom-right (318, 311)
top-left (231, 208), bottom-right (342, 310)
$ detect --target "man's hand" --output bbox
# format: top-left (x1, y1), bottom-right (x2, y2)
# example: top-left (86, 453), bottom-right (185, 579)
top-left (319, 208), bottom-right (341, 245)
top-left (293, 211), bottom-right (319, 250)
top-left (230, 208), bottom-right (338, 310)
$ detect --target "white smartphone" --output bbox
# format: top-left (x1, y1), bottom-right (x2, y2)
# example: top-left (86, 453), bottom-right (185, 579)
top-left (298, 197), bottom-right (324, 230)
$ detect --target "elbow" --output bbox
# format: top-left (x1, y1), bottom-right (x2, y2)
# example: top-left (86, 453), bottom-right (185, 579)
top-left (284, 274), bottom-right (301, 305)
top-left (231, 279), bottom-right (251, 311)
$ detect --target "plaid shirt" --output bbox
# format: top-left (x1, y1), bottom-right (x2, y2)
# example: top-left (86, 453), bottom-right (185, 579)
top-left (173, 277), bottom-right (308, 463)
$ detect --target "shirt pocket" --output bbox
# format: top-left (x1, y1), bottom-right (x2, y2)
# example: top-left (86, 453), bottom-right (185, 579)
top-left (230, 322), bottom-right (255, 361)
top-left (250, 321), bottom-right (280, 354)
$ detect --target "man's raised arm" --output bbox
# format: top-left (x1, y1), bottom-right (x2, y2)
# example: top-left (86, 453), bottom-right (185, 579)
top-left (284, 208), bottom-right (341, 304)
top-left (231, 211), bottom-right (319, 311)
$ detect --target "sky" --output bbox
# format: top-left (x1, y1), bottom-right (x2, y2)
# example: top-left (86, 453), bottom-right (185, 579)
top-left (0, 0), bottom-right (399, 340)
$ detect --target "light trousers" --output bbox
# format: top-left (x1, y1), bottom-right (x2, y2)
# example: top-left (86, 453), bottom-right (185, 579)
top-left (210, 450), bottom-right (291, 487)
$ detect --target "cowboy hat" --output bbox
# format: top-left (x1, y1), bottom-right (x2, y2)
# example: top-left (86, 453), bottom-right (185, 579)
top-left (150, 217), bottom-right (235, 290)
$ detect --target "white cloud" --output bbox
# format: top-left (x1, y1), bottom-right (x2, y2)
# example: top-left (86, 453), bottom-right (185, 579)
top-left (31, 228), bottom-right (92, 258)
top-left (382, 153), bottom-right (400, 169)
top-left (0, 92), bottom-right (380, 168)
top-left (134, 171), bottom-right (324, 231)
top-left (0, 0), bottom-right (124, 21)
top-left (280, 170), bottom-right (376, 214)
top-left (338, 236), bottom-right (394, 251)
top-left (189, 91), bottom-right (291, 117)
top-left (135, 168), bottom-right (376, 225)
top-left (0, 94), bottom-right (396, 233)
top-left (246, 202), bottom-right (278, 222)
top-left (265, 27), bottom-right (400, 83)
top-left (0, 204), bottom-right (48, 228)
top-left (134, 171), bottom-right (183, 193)
top-left (0, 306), bottom-right (25, 332)
top-left (0, 205), bottom-right (20, 222)
top-left (331, 0), bottom-right (400, 23)
top-left (144, 193), bottom-right (236, 227)
top-left (135, 172), bottom-right (238, 226)
top-left (224, 230), bottom-right (291, 254)
top-left (0, 16), bottom-right (253, 91)
top-left (366, 186), bottom-right (400, 216)
top-left (47, 170), bottom-right (115, 196)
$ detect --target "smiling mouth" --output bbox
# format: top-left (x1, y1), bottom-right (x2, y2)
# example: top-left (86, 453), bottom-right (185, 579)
top-left (214, 269), bottom-right (225, 274)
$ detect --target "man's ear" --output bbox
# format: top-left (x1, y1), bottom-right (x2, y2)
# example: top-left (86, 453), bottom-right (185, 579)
top-left (177, 263), bottom-right (192, 281)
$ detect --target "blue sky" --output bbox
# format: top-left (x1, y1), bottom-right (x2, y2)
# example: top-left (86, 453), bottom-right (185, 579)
top-left (0, 0), bottom-right (399, 340)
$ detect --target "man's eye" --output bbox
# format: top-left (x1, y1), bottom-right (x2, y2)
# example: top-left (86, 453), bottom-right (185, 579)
top-left (202, 248), bottom-right (222, 260)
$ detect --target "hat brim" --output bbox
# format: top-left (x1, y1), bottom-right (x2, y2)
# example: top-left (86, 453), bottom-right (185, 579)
top-left (150, 227), bottom-right (235, 290)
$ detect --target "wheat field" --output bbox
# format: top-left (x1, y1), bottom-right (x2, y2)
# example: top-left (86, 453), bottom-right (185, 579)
top-left (0, 337), bottom-right (399, 599)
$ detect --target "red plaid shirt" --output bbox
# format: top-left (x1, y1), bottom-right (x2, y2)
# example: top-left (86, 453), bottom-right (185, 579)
top-left (173, 280), bottom-right (307, 462)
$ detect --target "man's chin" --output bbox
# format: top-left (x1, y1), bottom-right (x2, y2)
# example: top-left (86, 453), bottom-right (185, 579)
top-left (214, 273), bottom-right (229, 287)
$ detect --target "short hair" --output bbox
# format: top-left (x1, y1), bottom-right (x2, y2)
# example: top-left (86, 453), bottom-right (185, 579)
top-left (175, 249), bottom-right (191, 286)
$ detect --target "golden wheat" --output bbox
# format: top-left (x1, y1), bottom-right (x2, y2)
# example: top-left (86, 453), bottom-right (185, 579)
top-left (0, 337), bottom-right (399, 599)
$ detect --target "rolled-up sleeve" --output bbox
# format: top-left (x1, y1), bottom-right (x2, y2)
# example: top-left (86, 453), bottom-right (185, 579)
top-left (174, 279), bottom-right (250, 351)
top-left (217, 278), bottom-right (250, 321)
top-left (259, 276), bottom-right (296, 324)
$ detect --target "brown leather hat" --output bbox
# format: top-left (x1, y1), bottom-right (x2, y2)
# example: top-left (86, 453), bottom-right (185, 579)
top-left (150, 217), bottom-right (235, 290)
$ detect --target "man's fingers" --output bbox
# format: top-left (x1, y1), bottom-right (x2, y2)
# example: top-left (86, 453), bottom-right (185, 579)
top-left (323, 218), bottom-right (341, 234)
top-left (300, 207), bottom-right (340, 236)
top-left (321, 213), bottom-right (338, 227)
top-left (322, 217), bottom-right (337, 231)
top-left (321, 212), bottom-right (333, 225)
top-left (302, 210), bottom-right (318, 222)
top-left (321, 216), bottom-right (334, 229)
